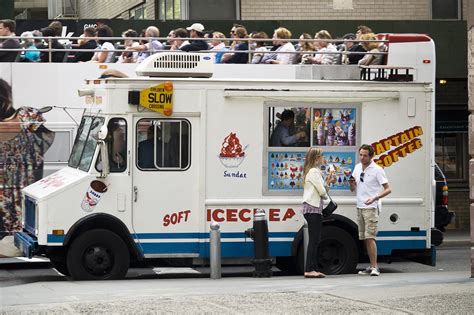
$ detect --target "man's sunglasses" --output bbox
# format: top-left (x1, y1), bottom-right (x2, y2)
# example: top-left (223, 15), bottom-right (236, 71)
top-left (360, 172), bottom-right (365, 182)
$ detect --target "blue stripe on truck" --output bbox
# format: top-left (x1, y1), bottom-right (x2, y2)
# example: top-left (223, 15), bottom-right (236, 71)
top-left (133, 232), bottom-right (297, 239)
top-left (47, 230), bottom-right (426, 243)
top-left (46, 230), bottom-right (427, 256)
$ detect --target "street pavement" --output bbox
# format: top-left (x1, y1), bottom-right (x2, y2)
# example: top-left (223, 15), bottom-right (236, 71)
top-left (0, 230), bottom-right (472, 314)
top-left (0, 269), bottom-right (472, 314)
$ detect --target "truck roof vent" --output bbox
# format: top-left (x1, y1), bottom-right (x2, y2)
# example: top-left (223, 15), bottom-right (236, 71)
top-left (136, 52), bottom-right (214, 78)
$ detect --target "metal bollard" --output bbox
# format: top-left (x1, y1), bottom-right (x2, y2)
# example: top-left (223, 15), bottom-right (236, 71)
top-left (303, 220), bottom-right (309, 272)
top-left (210, 221), bottom-right (221, 279)
top-left (244, 208), bottom-right (273, 277)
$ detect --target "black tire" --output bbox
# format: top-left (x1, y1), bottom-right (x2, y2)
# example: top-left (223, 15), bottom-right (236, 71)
top-left (50, 258), bottom-right (70, 276)
top-left (275, 256), bottom-right (298, 275)
top-left (295, 225), bottom-right (358, 275)
top-left (66, 229), bottom-right (130, 280)
top-left (317, 226), bottom-right (358, 274)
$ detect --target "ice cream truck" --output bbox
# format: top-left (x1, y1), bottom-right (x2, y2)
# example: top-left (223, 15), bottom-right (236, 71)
top-left (15, 34), bottom-right (439, 280)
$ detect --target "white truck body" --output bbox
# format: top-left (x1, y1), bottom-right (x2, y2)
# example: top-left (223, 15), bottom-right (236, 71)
top-left (13, 34), bottom-right (438, 280)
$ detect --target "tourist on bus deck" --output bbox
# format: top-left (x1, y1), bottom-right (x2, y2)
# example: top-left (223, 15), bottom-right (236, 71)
top-left (0, 19), bottom-right (20, 62)
top-left (266, 27), bottom-right (296, 64)
top-left (180, 23), bottom-right (209, 52)
top-left (169, 28), bottom-right (190, 50)
top-left (339, 32), bottom-right (366, 65)
top-left (223, 26), bottom-right (250, 64)
top-left (358, 33), bottom-right (384, 66)
top-left (130, 26), bottom-right (164, 63)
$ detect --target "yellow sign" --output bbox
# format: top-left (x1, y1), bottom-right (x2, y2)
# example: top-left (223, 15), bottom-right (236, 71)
top-left (139, 82), bottom-right (173, 116)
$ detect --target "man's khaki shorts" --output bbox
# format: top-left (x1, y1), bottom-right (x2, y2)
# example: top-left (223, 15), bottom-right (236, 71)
top-left (357, 208), bottom-right (379, 240)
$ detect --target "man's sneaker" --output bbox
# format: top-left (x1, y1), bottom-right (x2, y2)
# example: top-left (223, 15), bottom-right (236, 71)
top-left (358, 267), bottom-right (372, 275)
top-left (370, 267), bottom-right (380, 276)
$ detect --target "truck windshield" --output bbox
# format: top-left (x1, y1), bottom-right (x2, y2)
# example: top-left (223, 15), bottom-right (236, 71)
top-left (68, 116), bottom-right (105, 171)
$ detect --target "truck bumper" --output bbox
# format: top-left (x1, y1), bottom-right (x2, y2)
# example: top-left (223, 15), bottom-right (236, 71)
top-left (14, 232), bottom-right (38, 259)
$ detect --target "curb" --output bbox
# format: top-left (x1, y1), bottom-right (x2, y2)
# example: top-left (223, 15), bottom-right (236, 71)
top-left (438, 240), bottom-right (472, 248)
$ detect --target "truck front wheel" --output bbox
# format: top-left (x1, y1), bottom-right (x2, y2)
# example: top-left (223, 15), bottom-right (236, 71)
top-left (50, 258), bottom-right (70, 276)
top-left (67, 229), bottom-right (130, 280)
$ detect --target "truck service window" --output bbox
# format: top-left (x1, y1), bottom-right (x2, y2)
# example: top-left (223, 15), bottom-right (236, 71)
top-left (266, 104), bottom-right (358, 194)
top-left (136, 119), bottom-right (191, 171)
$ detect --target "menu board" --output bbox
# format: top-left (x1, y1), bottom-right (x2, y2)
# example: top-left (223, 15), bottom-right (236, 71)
top-left (268, 151), bottom-right (356, 191)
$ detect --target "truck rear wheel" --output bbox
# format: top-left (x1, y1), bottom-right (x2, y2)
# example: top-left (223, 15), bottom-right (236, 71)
top-left (296, 225), bottom-right (358, 275)
top-left (67, 229), bottom-right (130, 280)
top-left (318, 226), bottom-right (358, 274)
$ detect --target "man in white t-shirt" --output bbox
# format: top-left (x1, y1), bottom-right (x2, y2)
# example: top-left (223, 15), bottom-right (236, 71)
top-left (349, 144), bottom-right (391, 276)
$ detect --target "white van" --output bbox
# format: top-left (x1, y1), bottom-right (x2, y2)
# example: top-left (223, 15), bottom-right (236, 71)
top-left (15, 34), bottom-right (439, 280)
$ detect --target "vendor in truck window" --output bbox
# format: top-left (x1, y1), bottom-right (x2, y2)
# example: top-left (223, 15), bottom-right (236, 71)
top-left (270, 109), bottom-right (307, 147)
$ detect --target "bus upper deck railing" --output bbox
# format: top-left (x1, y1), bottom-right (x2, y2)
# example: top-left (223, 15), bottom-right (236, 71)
top-left (0, 35), bottom-right (388, 61)
top-left (0, 35), bottom-right (425, 82)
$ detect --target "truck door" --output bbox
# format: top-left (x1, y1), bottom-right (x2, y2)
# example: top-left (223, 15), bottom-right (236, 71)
top-left (132, 117), bottom-right (201, 257)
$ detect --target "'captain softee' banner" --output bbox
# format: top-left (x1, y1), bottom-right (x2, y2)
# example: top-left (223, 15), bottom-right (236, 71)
top-left (372, 126), bottom-right (423, 168)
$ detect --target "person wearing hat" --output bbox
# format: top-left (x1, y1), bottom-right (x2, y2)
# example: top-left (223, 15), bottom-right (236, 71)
top-left (179, 23), bottom-right (209, 52)
top-left (340, 32), bottom-right (366, 65)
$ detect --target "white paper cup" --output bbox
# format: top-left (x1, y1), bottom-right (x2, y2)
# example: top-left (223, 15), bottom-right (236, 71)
top-left (81, 180), bottom-right (108, 212)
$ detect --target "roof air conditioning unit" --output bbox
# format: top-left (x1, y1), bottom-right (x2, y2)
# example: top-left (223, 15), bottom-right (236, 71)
top-left (136, 52), bottom-right (214, 78)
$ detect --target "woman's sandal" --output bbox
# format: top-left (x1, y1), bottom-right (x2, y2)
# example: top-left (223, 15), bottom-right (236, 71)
top-left (304, 272), bottom-right (326, 278)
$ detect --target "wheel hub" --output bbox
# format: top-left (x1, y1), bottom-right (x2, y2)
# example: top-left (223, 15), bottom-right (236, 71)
top-left (83, 246), bottom-right (112, 276)
top-left (319, 239), bottom-right (346, 272)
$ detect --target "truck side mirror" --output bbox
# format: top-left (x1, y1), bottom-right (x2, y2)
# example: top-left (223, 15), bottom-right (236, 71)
top-left (98, 140), bottom-right (109, 178)
top-left (98, 125), bottom-right (108, 141)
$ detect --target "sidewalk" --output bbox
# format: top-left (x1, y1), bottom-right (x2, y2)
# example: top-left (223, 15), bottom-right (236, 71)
top-left (2, 270), bottom-right (473, 313)
top-left (440, 229), bottom-right (472, 248)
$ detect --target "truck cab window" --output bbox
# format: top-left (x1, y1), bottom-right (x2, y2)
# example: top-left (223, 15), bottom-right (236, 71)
top-left (69, 116), bottom-right (105, 172)
top-left (95, 118), bottom-right (128, 173)
top-left (107, 118), bottom-right (127, 172)
top-left (137, 119), bottom-right (190, 170)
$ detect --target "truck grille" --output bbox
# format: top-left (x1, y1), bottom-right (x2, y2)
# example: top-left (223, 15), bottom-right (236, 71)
top-left (24, 196), bottom-right (36, 234)
top-left (153, 54), bottom-right (201, 69)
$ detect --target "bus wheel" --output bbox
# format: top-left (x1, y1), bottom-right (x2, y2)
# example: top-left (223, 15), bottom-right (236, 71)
top-left (317, 226), bottom-right (358, 274)
top-left (67, 229), bottom-right (130, 280)
top-left (50, 258), bottom-right (70, 276)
